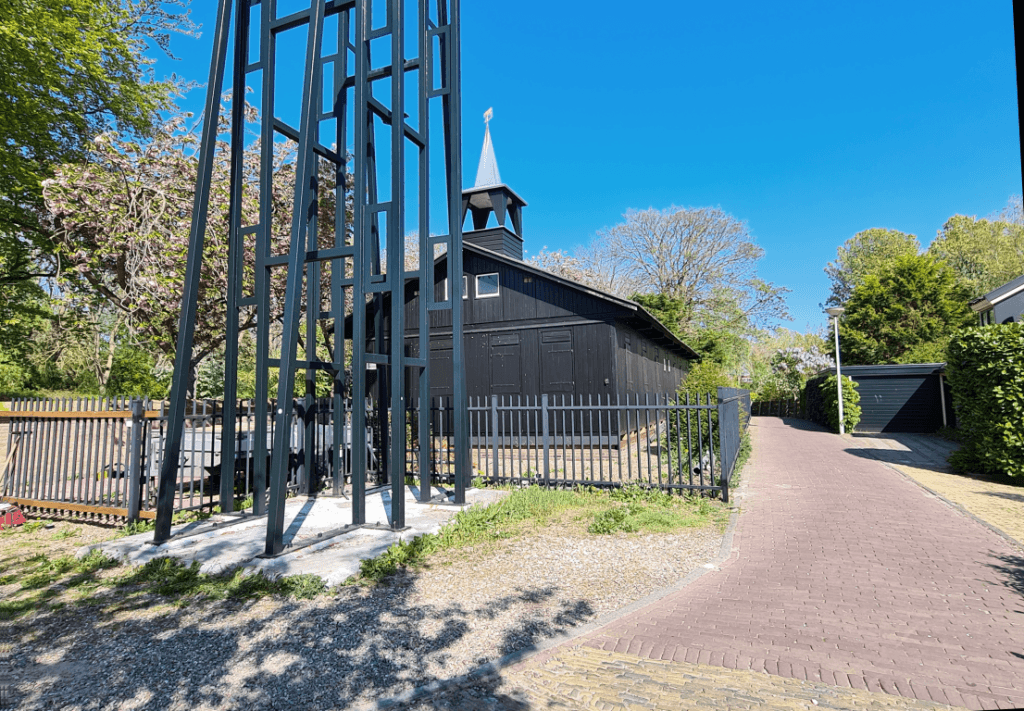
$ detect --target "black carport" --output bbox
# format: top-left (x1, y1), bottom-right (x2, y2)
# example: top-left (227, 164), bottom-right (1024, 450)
top-left (816, 364), bottom-right (955, 434)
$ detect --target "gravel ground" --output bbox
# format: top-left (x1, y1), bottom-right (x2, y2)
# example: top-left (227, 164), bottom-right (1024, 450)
top-left (3, 510), bottom-right (726, 710)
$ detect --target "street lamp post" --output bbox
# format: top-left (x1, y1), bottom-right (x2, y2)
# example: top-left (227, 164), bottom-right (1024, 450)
top-left (825, 306), bottom-right (846, 435)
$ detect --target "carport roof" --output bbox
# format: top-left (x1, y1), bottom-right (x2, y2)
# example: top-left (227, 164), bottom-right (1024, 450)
top-left (816, 363), bottom-right (946, 377)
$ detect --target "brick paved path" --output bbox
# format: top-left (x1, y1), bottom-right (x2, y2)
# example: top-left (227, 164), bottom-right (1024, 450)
top-left (579, 418), bottom-right (1024, 710)
top-left (847, 432), bottom-right (1024, 548)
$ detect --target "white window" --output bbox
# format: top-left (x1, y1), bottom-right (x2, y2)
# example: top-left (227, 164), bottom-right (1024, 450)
top-left (442, 275), bottom-right (470, 301)
top-left (476, 272), bottom-right (500, 298)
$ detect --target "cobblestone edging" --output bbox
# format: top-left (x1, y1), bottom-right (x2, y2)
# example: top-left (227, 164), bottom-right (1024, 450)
top-left (500, 647), bottom-right (956, 711)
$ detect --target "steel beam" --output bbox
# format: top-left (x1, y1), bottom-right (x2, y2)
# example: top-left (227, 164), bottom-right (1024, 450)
top-left (153, 0), bottom-right (235, 543)
top-left (159, 0), bottom-right (465, 552)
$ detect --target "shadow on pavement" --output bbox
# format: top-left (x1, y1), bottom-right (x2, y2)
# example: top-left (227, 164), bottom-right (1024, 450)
top-left (751, 417), bottom-right (829, 433)
top-left (977, 490), bottom-right (1024, 503)
top-left (843, 448), bottom-right (925, 466)
top-left (987, 552), bottom-right (1024, 600)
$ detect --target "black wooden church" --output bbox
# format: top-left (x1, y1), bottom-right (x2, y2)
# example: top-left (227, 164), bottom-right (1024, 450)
top-left (370, 117), bottom-right (698, 402)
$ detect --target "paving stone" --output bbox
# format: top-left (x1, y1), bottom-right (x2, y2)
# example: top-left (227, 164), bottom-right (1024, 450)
top-left (565, 419), bottom-right (1024, 709)
top-left (494, 647), bottom-right (955, 710)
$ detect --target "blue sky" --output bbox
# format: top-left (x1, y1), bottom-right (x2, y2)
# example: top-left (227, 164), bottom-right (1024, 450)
top-left (156, 0), bottom-right (1021, 333)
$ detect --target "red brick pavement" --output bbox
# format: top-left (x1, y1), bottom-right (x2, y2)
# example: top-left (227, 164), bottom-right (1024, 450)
top-left (581, 418), bottom-right (1024, 710)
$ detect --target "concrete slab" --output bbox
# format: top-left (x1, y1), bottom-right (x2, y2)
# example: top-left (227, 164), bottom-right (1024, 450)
top-left (80, 486), bottom-right (508, 587)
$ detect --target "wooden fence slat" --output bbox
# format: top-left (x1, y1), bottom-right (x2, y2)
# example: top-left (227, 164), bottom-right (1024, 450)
top-left (1, 496), bottom-right (156, 520)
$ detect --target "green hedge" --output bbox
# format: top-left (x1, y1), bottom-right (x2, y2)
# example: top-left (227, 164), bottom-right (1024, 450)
top-left (803, 373), bottom-right (861, 434)
top-left (946, 324), bottom-right (1024, 478)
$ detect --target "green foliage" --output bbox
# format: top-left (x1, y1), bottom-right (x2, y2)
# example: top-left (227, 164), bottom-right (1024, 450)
top-left (0, 350), bottom-right (31, 396)
top-left (15, 549), bottom-right (118, 593)
top-left (0, 0), bottom-right (194, 236)
top-left (825, 228), bottom-right (921, 306)
top-left (105, 345), bottom-right (166, 398)
top-left (928, 213), bottom-right (1024, 298)
top-left (0, 238), bottom-right (50, 347)
top-left (894, 337), bottom-right (950, 365)
top-left (946, 324), bottom-right (1024, 477)
top-left (632, 293), bottom-right (686, 338)
top-left (679, 361), bottom-right (733, 401)
top-left (195, 350), bottom-right (227, 399)
top-left (588, 506), bottom-right (641, 534)
top-left (588, 487), bottom-right (707, 535)
top-left (632, 292), bottom-right (750, 367)
top-left (819, 374), bottom-right (860, 433)
top-left (668, 362), bottom-right (741, 473)
top-left (840, 254), bottom-right (974, 365)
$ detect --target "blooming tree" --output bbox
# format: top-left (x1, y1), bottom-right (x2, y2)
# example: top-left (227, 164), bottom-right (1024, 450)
top-left (42, 101), bottom-right (348, 389)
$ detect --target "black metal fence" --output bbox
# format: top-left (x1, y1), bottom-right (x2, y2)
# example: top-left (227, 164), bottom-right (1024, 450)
top-left (0, 396), bottom-right (386, 521)
top-left (457, 388), bottom-right (750, 502)
top-left (1, 387), bottom-right (751, 519)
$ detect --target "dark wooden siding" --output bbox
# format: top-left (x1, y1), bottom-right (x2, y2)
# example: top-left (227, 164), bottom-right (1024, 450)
top-left (842, 369), bottom-right (953, 433)
top-left (613, 323), bottom-right (688, 395)
top-left (397, 251), bottom-right (693, 402)
top-left (463, 227), bottom-right (524, 260)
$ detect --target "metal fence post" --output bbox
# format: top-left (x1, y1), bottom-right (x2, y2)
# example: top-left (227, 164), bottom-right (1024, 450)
top-left (491, 395), bottom-right (499, 481)
top-left (716, 395), bottom-right (730, 504)
top-left (127, 398), bottom-right (146, 522)
top-left (541, 393), bottom-right (550, 486)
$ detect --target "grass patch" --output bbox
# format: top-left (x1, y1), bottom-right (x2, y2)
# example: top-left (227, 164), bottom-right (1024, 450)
top-left (116, 505), bottom-right (227, 539)
top-left (0, 549), bottom-right (120, 620)
top-left (117, 520), bottom-right (155, 538)
top-left (116, 557), bottom-right (327, 603)
top-left (355, 484), bottom-right (725, 584)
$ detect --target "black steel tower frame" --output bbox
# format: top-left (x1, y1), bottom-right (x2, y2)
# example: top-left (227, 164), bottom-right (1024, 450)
top-left (152, 0), bottom-right (468, 555)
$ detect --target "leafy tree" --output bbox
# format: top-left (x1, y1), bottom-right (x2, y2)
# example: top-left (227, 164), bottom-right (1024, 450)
top-left (756, 346), bottom-right (834, 401)
top-left (824, 228), bottom-right (921, 306)
top-left (632, 293), bottom-right (686, 338)
top-left (530, 207), bottom-right (788, 372)
top-left (41, 104), bottom-right (347, 390)
top-left (105, 345), bottom-right (167, 398)
top-left (839, 254), bottom-right (974, 365)
top-left (0, 237), bottom-right (49, 348)
top-left (0, 0), bottom-right (195, 248)
top-left (927, 210), bottom-right (1024, 298)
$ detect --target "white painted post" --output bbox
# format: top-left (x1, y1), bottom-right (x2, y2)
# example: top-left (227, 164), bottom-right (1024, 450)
top-left (826, 307), bottom-right (846, 435)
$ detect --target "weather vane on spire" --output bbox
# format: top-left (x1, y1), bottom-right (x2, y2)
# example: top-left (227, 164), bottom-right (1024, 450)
top-left (484, 107), bottom-right (493, 125)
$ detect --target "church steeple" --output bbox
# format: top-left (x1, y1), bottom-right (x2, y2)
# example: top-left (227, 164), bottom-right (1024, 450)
top-left (474, 108), bottom-right (502, 187)
top-left (462, 109), bottom-right (528, 259)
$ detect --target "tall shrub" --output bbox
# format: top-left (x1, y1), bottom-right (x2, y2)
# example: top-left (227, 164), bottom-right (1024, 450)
top-left (667, 362), bottom-right (733, 473)
top-left (805, 373), bottom-right (860, 433)
top-left (946, 324), bottom-right (1024, 477)
top-left (820, 374), bottom-right (860, 434)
